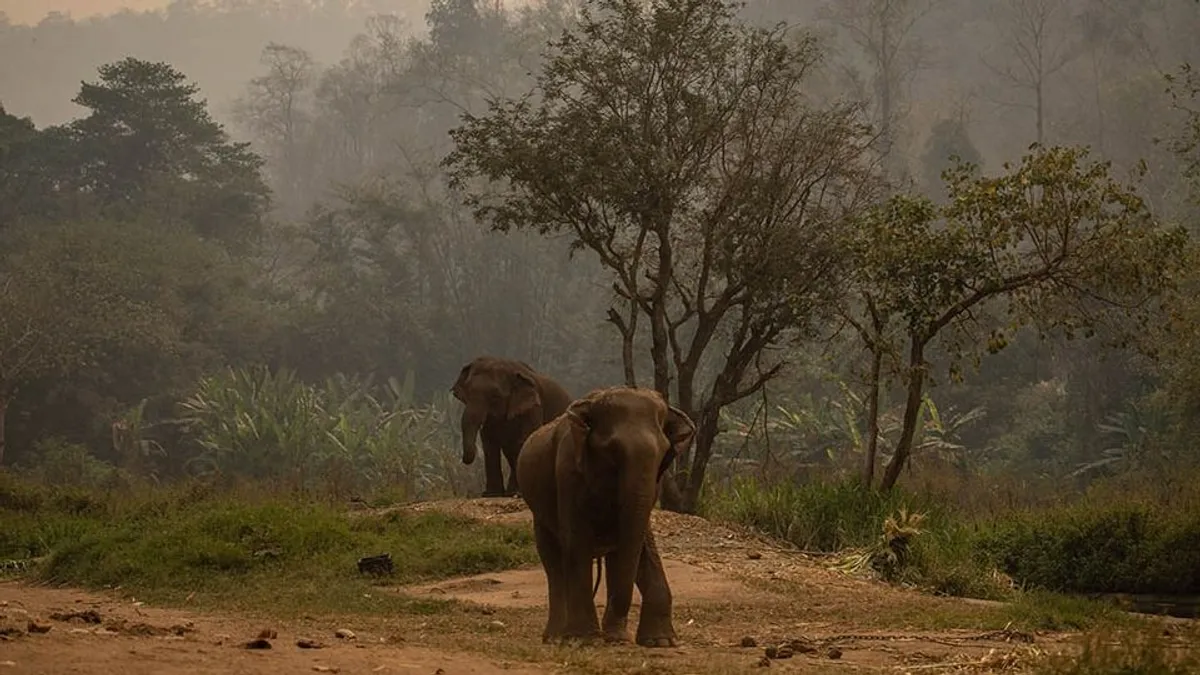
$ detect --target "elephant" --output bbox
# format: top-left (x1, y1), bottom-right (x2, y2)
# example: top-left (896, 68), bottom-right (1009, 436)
top-left (516, 386), bottom-right (696, 647)
top-left (451, 356), bottom-right (572, 498)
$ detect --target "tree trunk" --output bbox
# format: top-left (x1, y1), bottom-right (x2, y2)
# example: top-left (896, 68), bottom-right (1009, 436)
top-left (0, 394), bottom-right (8, 467)
top-left (879, 338), bottom-right (928, 491)
top-left (1035, 79), bottom-right (1044, 145)
top-left (861, 346), bottom-right (884, 486)
top-left (678, 406), bottom-right (721, 513)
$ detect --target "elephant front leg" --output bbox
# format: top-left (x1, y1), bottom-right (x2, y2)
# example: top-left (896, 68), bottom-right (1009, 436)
top-left (560, 547), bottom-right (601, 641)
top-left (600, 551), bottom-right (632, 643)
top-left (634, 530), bottom-right (676, 648)
top-left (533, 523), bottom-right (567, 642)
top-left (480, 434), bottom-right (507, 497)
top-left (502, 445), bottom-right (520, 497)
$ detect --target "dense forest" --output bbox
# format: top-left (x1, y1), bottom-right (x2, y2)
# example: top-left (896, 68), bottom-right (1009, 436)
top-left (2, 0), bottom-right (1199, 520)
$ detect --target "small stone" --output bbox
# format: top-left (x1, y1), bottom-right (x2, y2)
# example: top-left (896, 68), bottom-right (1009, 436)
top-left (747, 551), bottom-right (763, 560)
top-left (334, 628), bottom-right (356, 640)
top-left (480, 606), bottom-right (495, 615)
top-left (754, 656), bottom-right (771, 667)
top-left (243, 638), bottom-right (272, 649)
top-left (488, 620), bottom-right (506, 630)
top-left (827, 646), bottom-right (843, 660)
top-left (26, 621), bottom-right (51, 634)
top-left (296, 638), bottom-right (323, 649)
top-left (257, 627), bottom-right (277, 639)
top-left (764, 646), bottom-right (777, 659)
top-left (740, 636), bottom-right (757, 648)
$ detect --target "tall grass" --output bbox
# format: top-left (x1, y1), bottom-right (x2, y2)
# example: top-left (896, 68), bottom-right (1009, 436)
top-left (175, 366), bottom-right (471, 500)
top-left (705, 470), bottom-right (1200, 603)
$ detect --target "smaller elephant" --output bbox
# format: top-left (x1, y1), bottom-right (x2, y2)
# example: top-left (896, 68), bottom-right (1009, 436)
top-left (516, 386), bottom-right (696, 647)
top-left (451, 356), bottom-right (571, 498)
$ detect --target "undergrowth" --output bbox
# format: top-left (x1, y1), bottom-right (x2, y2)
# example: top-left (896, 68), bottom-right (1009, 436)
top-left (705, 472), bottom-right (1200, 606)
top-left (0, 475), bottom-right (537, 616)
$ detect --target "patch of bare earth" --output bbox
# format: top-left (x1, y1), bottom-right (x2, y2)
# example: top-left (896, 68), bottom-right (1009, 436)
top-left (0, 581), bottom-right (548, 674)
top-left (388, 498), bottom-right (1072, 672)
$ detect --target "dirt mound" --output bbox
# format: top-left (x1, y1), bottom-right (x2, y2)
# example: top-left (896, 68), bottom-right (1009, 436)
top-left (398, 496), bottom-right (870, 597)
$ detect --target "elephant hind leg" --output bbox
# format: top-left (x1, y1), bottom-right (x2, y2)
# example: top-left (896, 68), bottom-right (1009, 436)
top-left (634, 530), bottom-right (676, 648)
top-left (534, 523), bottom-right (567, 643)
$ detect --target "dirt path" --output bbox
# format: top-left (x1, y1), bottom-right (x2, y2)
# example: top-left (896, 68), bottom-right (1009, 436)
top-left (0, 582), bottom-right (550, 674)
top-left (2, 497), bottom-right (1072, 673)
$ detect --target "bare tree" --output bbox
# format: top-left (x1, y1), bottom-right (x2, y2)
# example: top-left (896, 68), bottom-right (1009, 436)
top-left (233, 42), bottom-right (317, 214)
top-left (983, 0), bottom-right (1079, 145)
top-left (820, 0), bottom-right (941, 180)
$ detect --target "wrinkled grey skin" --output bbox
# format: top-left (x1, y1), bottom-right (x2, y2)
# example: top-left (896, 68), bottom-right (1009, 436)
top-left (516, 386), bottom-right (695, 647)
top-left (451, 356), bottom-right (571, 497)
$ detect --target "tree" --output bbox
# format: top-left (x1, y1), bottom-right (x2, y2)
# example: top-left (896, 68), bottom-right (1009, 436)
top-left (232, 43), bottom-right (317, 216)
top-left (0, 220), bottom-right (182, 465)
top-left (983, 0), bottom-right (1079, 146)
top-left (820, 0), bottom-right (940, 180)
top-left (445, 0), bottom-right (877, 513)
top-left (64, 57), bottom-right (271, 248)
top-left (846, 145), bottom-right (1187, 491)
top-left (918, 113), bottom-right (981, 201)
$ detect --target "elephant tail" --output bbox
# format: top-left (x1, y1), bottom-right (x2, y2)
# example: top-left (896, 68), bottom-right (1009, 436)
top-left (592, 557), bottom-right (602, 598)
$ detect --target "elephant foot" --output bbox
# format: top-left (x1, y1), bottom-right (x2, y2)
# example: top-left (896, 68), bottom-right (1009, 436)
top-left (602, 627), bottom-right (632, 644)
top-left (636, 635), bottom-right (677, 648)
top-left (636, 618), bottom-right (677, 648)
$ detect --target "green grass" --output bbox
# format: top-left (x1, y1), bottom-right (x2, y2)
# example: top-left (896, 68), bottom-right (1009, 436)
top-left (0, 475), bottom-right (538, 616)
top-left (1000, 589), bottom-right (1128, 631)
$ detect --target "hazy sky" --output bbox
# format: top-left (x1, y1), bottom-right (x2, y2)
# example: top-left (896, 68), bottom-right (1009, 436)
top-left (2, 0), bottom-right (169, 24)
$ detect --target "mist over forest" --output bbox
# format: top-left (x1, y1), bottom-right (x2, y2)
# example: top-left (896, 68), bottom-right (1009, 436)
top-left (2, 0), bottom-right (1200, 515)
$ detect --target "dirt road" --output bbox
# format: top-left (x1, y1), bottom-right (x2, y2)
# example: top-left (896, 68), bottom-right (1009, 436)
top-left (1, 498), bottom-right (1066, 673)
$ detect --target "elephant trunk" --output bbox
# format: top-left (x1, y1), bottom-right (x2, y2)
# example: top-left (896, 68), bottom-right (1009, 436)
top-left (606, 455), bottom-right (658, 620)
top-left (460, 403), bottom-right (486, 465)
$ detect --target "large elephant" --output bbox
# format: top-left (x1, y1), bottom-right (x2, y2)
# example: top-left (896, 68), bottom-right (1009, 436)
top-left (451, 356), bottom-right (571, 498)
top-left (516, 386), bottom-right (696, 647)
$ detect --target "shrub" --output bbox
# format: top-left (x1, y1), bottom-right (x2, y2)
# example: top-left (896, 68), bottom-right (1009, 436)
top-left (978, 502), bottom-right (1200, 595)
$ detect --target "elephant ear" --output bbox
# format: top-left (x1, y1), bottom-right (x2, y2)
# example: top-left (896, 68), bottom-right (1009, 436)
top-left (450, 363), bottom-right (471, 402)
top-left (564, 397), bottom-right (593, 473)
top-left (506, 371), bottom-right (542, 419)
top-left (659, 405), bottom-right (695, 481)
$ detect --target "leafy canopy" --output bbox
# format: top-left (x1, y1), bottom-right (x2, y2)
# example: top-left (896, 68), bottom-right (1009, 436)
top-left (65, 58), bottom-right (271, 247)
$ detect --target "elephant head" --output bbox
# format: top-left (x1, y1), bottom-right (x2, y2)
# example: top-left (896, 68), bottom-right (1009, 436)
top-left (451, 357), bottom-right (543, 465)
